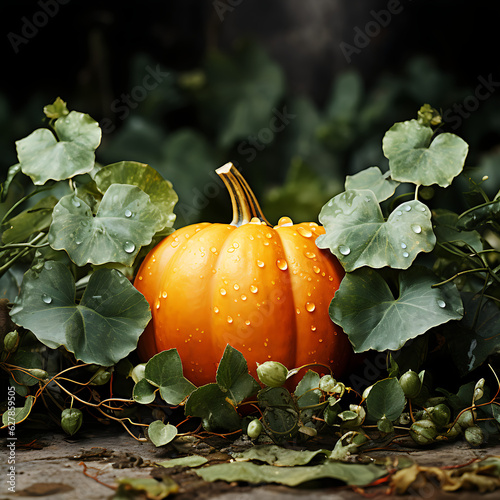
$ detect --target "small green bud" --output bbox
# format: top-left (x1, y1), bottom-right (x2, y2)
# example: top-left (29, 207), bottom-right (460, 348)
top-left (28, 368), bottom-right (49, 380)
top-left (3, 330), bottom-right (19, 352)
top-left (131, 363), bottom-right (147, 383)
top-left (399, 370), bottom-right (422, 399)
top-left (465, 425), bottom-right (484, 446)
top-left (256, 361), bottom-right (288, 387)
top-left (247, 419), bottom-right (263, 439)
top-left (410, 419), bottom-right (437, 445)
top-left (473, 378), bottom-right (485, 403)
top-left (457, 409), bottom-right (476, 429)
top-left (90, 370), bottom-right (111, 386)
top-left (61, 408), bottom-right (83, 436)
top-left (426, 403), bottom-right (451, 428)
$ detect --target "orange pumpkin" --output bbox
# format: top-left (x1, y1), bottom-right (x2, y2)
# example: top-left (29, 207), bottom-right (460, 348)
top-left (134, 163), bottom-right (352, 386)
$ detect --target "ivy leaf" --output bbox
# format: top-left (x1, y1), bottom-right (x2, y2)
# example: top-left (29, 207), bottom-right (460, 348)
top-left (316, 190), bottom-right (436, 271)
top-left (133, 378), bottom-right (157, 405)
top-left (147, 420), bottom-right (178, 447)
top-left (16, 111), bottom-right (101, 185)
top-left (233, 445), bottom-right (328, 466)
top-left (157, 455), bottom-right (208, 468)
top-left (144, 349), bottom-right (196, 405)
top-left (382, 119), bottom-right (468, 187)
top-left (216, 345), bottom-right (260, 405)
top-left (94, 161), bottom-right (177, 230)
top-left (200, 42), bottom-right (285, 147)
top-left (9, 350), bottom-right (44, 386)
top-left (294, 370), bottom-right (321, 408)
top-left (184, 383), bottom-right (241, 432)
top-left (0, 163), bottom-right (22, 202)
top-left (258, 387), bottom-right (299, 442)
top-left (10, 261), bottom-right (151, 366)
top-left (345, 166), bottom-right (399, 202)
top-left (48, 185), bottom-right (163, 266)
top-left (365, 377), bottom-right (406, 421)
top-left (1, 395), bottom-right (35, 427)
top-left (329, 266), bottom-right (464, 352)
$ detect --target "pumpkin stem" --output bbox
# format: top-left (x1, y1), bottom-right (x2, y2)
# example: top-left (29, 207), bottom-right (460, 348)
top-left (216, 162), bottom-right (271, 227)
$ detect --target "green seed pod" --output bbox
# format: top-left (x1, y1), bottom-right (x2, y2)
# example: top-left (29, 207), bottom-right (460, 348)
top-left (399, 370), bottom-right (422, 399)
top-left (473, 378), bottom-right (485, 403)
top-left (457, 409), bottom-right (476, 429)
top-left (247, 419), bottom-right (263, 439)
top-left (427, 403), bottom-right (451, 428)
top-left (410, 419), bottom-right (437, 445)
top-left (28, 368), bottom-right (49, 380)
top-left (61, 408), bottom-right (83, 436)
top-left (465, 425), bottom-right (484, 446)
top-left (319, 375), bottom-right (337, 393)
top-left (3, 330), bottom-right (19, 352)
top-left (256, 361), bottom-right (288, 387)
top-left (131, 363), bottom-right (147, 383)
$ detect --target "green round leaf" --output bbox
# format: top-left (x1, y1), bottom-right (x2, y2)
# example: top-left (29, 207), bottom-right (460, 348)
top-left (2, 395), bottom-right (35, 426)
top-left (329, 266), bottom-right (464, 352)
top-left (48, 185), bottom-right (163, 266)
top-left (95, 161), bottom-right (177, 229)
top-left (317, 190), bottom-right (436, 271)
top-left (366, 377), bottom-right (406, 421)
top-left (144, 349), bottom-right (196, 405)
top-left (16, 111), bottom-right (101, 185)
top-left (148, 420), bottom-right (178, 447)
top-left (10, 261), bottom-right (151, 365)
top-left (133, 378), bottom-right (157, 405)
top-left (382, 119), bottom-right (468, 188)
top-left (345, 167), bottom-right (399, 202)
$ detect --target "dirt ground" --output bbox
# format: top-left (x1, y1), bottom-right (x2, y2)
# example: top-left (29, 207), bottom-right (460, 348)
top-left (2, 424), bottom-right (500, 500)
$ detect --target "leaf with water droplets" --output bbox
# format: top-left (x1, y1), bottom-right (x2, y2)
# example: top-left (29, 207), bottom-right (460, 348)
top-left (345, 166), bottom-right (399, 202)
top-left (382, 119), bottom-right (468, 188)
top-left (329, 266), bottom-right (463, 352)
top-left (48, 184), bottom-right (163, 266)
top-left (10, 261), bottom-right (151, 365)
top-left (95, 161), bottom-right (177, 230)
top-left (16, 111), bottom-right (101, 185)
top-left (316, 190), bottom-right (436, 271)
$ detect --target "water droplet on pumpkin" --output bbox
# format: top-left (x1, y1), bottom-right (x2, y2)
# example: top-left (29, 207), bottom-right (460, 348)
top-left (265, 232), bottom-right (273, 239)
top-left (234, 284), bottom-right (240, 290)
top-left (306, 302), bottom-right (316, 312)
top-left (296, 308), bottom-right (301, 314)
top-left (241, 294), bottom-right (247, 301)
top-left (305, 251), bottom-right (316, 259)
top-left (171, 239), bottom-right (179, 248)
top-left (162, 291), bottom-right (167, 298)
top-left (155, 301), bottom-right (160, 310)
top-left (402, 252), bottom-right (409, 258)
top-left (233, 242), bottom-right (239, 249)
top-left (214, 306), bottom-right (219, 313)
top-left (313, 266), bottom-right (320, 274)
top-left (297, 226), bottom-right (313, 238)
top-left (124, 209), bottom-right (133, 218)
top-left (42, 293), bottom-right (52, 304)
top-left (245, 320), bottom-right (251, 326)
top-left (257, 260), bottom-right (265, 268)
top-left (250, 285), bottom-right (258, 294)
top-left (311, 325), bottom-right (317, 332)
top-left (250, 217), bottom-right (261, 224)
top-left (276, 259), bottom-right (288, 271)
top-left (277, 216), bottom-right (293, 227)
top-left (227, 247), bottom-right (235, 253)
top-left (249, 235), bottom-right (255, 240)
top-left (211, 247), bottom-right (218, 254)
top-left (138, 276), bottom-right (143, 281)
top-left (227, 316), bottom-right (233, 324)
top-left (220, 288), bottom-right (227, 296)
top-left (437, 299), bottom-right (446, 308)
top-left (338, 245), bottom-right (351, 256)
top-left (123, 241), bottom-right (135, 253)
top-left (411, 224), bottom-right (422, 234)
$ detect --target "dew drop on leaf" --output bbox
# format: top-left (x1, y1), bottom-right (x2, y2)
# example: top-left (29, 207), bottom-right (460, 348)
top-left (404, 205), bottom-right (412, 212)
top-left (437, 299), bottom-right (446, 308)
top-left (124, 209), bottom-right (133, 218)
top-left (395, 210), bottom-right (403, 216)
top-left (72, 198), bottom-right (81, 208)
top-left (401, 242), bottom-right (407, 249)
top-left (338, 245), bottom-right (351, 256)
top-left (123, 241), bottom-right (136, 253)
top-left (402, 252), bottom-right (409, 258)
top-left (411, 224), bottom-right (422, 234)
top-left (42, 293), bottom-right (52, 304)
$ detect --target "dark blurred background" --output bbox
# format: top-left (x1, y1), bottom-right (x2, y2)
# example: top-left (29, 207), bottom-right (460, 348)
top-left (2, 0), bottom-right (500, 226)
